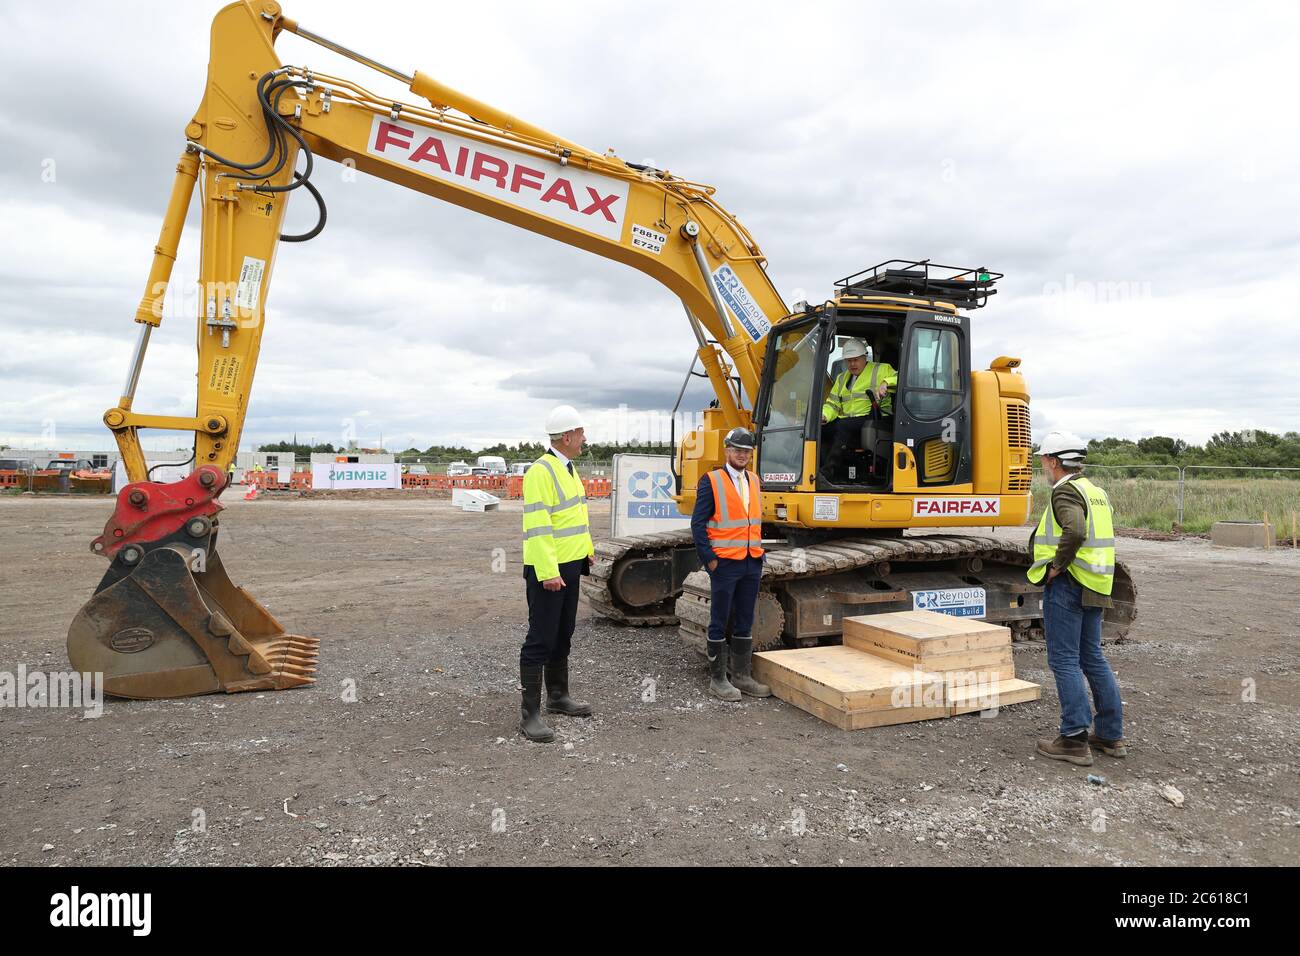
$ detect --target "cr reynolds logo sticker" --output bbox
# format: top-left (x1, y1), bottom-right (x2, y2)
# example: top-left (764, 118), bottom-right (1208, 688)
top-left (913, 497), bottom-right (1001, 517)
top-left (710, 263), bottom-right (772, 343)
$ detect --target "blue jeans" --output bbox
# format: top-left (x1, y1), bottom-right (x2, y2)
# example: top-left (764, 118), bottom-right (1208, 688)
top-left (706, 556), bottom-right (763, 644)
top-left (1042, 573), bottom-right (1123, 739)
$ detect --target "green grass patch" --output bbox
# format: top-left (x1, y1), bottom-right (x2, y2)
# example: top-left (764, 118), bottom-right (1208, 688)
top-left (1031, 476), bottom-right (1300, 535)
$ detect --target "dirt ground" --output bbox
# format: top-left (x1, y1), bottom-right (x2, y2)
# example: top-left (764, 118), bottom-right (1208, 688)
top-left (1, 494), bottom-right (1296, 866)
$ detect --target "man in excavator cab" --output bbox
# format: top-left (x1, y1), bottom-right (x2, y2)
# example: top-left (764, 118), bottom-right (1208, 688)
top-left (819, 338), bottom-right (897, 484)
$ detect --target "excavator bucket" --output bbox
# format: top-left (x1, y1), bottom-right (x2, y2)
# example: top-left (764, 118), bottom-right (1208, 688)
top-left (67, 466), bottom-right (318, 699)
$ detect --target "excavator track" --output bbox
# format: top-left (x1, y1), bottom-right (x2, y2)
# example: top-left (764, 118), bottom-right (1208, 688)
top-left (581, 529), bottom-right (697, 625)
top-left (584, 531), bottom-right (1138, 655)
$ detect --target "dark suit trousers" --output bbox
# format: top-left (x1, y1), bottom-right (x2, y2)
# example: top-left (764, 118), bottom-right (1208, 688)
top-left (521, 558), bottom-right (586, 666)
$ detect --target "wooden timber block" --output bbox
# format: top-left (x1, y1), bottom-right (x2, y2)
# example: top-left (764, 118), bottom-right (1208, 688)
top-left (846, 642), bottom-right (1017, 676)
top-left (766, 678), bottom-right (950, 731)
top-left (948, 678), bottom-right (1041, 716)
top-left (843, 610), bottom-right (1011, 668)
top-left (753, 646), bottom-right (938, 714)
top-left (755, 644), bottom-right (1041, 730)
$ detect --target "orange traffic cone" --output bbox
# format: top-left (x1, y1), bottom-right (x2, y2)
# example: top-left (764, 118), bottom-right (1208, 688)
top-left (243, 484), bottom-right (260, 501)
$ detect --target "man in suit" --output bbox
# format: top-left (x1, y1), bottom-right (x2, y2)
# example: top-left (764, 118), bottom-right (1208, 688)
top-left (518, 404), bottom-right (595, 742)
top-left (690, 427), bottom-right (772, 702)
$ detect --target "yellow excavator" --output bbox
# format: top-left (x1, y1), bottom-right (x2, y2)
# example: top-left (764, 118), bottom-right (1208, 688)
top-left (68, 1), bottom-right (1135, 699)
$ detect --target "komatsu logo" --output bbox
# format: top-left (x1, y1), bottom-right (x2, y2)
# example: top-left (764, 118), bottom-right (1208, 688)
top-left (913, 497), bottom-right (1001, 517)
top-left (368, 116), bottom-right (628, 240)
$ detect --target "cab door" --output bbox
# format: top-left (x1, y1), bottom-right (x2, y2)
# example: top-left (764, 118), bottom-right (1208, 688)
top-left (893, 312), bottom-right (972, 487)
top-left (752, 317), bottom-right (826, 490)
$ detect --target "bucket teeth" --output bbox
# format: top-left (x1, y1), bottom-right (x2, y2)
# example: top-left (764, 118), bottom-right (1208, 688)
top-left (269, 671), bottom-right (316, 689)
top-left (262, 646), bottom-right (318, 666)
top-left (265, 637), bottom-right (319, 653)
top-left (262, 643), bottom-right (318, 659)
top-left (269, 657), bottom-right (317, 676)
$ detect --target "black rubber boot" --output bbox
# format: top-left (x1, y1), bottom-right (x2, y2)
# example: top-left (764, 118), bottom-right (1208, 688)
top-left (728, 636), bottom-right (772, 698)
top-left (545, 658), bottom-right (593, 717)
top-left (707, 641), bottom-right (741, 702)
top-left (519, 663), bottom-right (555, 742)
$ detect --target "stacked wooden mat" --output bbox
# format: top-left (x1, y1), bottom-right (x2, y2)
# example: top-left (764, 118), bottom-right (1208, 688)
top-left (752, 610), bottom-right (1040, 730)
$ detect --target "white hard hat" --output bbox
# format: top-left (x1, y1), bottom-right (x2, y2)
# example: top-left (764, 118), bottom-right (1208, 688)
top-left (1038, 430), bottom-right (1088, 462)
top-left (545, 404), bottom-right (586, 435)
top-left (842, 339), bottom-right (868, 360)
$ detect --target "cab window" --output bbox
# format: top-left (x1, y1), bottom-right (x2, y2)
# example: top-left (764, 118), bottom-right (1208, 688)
top-left (904, 327), bottom-right (962, 419)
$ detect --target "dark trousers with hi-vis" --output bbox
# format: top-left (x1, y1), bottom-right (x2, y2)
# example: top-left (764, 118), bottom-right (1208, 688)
top-left (521, 558), bottom-right (586, 666)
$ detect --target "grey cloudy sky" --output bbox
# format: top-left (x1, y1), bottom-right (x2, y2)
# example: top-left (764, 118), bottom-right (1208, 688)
top-left (2, 0), bottom-right (1297, 454)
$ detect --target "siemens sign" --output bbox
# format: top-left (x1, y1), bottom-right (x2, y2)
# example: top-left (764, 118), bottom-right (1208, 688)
top-left (611, 454), bottom-right (690, 537)
top-left (311, 462), bottom-right (401, 490)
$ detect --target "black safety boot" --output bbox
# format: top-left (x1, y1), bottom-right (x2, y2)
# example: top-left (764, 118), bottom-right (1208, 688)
top-left (728, 636), bottom-right (772, 698)
top-left (519, 663), bottom-right (555, 743)
top-left (707, 641), bottom-right (741, 702)
top-left (545, 658), bottom-right (593, 717)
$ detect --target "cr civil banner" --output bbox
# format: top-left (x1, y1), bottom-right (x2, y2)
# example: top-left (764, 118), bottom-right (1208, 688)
top-left (611, 454), bottom-right (690, 538)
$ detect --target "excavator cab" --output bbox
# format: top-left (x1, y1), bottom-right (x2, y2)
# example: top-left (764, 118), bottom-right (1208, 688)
top-left (753, 259), bottom-right (999, 496)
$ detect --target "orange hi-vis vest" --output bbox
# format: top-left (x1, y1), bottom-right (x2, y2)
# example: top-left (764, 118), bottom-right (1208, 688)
top-left (706, 468), bottom-right (764, 560)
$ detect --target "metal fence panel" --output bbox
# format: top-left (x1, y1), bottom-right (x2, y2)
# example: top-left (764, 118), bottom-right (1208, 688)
top-left (1181, 465), bottom-right (1300, 535)
top-left (1031, 463), bottom-right (1300, 535)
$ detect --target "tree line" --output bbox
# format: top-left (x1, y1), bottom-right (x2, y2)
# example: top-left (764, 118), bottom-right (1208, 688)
top-left (1076, 430), bottom-right (1300, 470)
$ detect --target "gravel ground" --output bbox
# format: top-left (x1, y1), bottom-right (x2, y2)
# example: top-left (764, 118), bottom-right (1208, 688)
top-left (1, 495), bottom-right (1296, 866)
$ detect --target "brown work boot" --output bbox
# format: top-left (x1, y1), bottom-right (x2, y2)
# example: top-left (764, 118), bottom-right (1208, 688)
top-left (1088, 734), bottom-right (1128, 758)
top-left (1036, 735), bottom-right (1094, 766)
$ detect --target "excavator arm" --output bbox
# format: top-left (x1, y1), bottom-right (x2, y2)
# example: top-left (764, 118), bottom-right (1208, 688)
top-left (71, 0), bottom-right (789, 699)
top-left (109, 0), bottom-right (788, 483)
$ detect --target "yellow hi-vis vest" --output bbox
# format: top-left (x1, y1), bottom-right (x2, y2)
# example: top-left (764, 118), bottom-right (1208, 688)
top-left (822, 362), bottom-right (897, 421)
top-left (522, 454), bottom-right (594, 581)
top-left (1027, 475), bottom-right (1116, 595)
